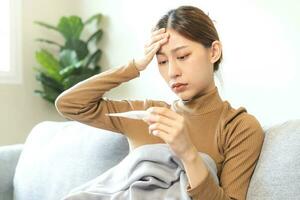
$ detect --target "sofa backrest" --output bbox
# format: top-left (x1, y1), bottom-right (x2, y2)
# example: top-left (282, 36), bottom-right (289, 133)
top-left (13, 121), bottom-right (129, 200)
top-left (247, 119), bottom-right (300, 199)
top-left (13, 119), bottom-right (300, 200)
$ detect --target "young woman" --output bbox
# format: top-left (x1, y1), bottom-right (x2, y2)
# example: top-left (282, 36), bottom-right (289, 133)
top-left (55, 5), bottom-right (264, 200)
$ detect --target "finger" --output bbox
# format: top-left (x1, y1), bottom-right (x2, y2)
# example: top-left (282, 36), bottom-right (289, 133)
top-left (144, 36), bottom-right (168, 55)
top-left (151, 129), bottom-right (171, 143)
top-left (145, 32), bottom-right (169, 48)
top-left (150, 27), bottom-right (158, 33)
top-left (145, 29), bottom-right (168, 49)
top-left (146, 113), bottom-right (177, 128)
top-left (149, 122), bottom-right (173, 135)
top-left (151, 28), bottom-right (165, 36)
top-left (147, 107), bottom-right (178, 120)
top-left (144, 42), bottom-right (157, 55)
top-left (145, 35), bottom-right (169, 55)
top-left (144, 43), bottom-right (160, 63)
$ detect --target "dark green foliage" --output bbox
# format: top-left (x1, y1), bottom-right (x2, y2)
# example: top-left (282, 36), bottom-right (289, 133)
top-left (33, 14), bottom-right (103, 104)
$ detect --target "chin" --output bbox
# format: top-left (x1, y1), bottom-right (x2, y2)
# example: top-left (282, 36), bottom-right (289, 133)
top-left (177, 92), bottom-right (193, 101)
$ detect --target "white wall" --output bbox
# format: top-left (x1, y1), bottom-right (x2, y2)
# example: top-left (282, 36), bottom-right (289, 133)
top-left (80, 0), bottom-right (300, 128)
top-left (0, 0), bottom-right (82, 146)
top-left (1, 0), bottom-right (299, 146)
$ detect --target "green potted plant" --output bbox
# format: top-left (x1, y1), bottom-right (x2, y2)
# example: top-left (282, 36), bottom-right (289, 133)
top-left (33, 13), bottom-right (103, 104)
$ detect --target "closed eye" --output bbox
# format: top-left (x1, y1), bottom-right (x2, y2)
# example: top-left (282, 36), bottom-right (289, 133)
top-left (177, 55), bottom-right (189, 60)
top-left (158, 54), bottom-right (190, 65)
top-left (158, 60), bottom-right (167, 65)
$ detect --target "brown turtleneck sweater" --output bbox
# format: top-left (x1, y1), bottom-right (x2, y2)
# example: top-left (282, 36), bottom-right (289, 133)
top-left (55, 59), bottom-right (264, 200)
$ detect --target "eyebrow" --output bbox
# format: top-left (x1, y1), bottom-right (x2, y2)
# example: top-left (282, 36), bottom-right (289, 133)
top-left (156, 45), bottom-right (189, 55)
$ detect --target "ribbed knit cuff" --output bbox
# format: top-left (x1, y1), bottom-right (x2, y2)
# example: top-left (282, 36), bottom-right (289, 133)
top-left (186, 170), bottom-right (217, 198)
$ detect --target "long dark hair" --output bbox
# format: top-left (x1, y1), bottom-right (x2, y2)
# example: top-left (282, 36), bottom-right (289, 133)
top-left (154, 5), bottom-right (222, 72)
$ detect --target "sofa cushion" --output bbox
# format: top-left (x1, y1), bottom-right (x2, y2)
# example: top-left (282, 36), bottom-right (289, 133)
top-left (0, 144), bottom-right (23, 200)
top-left (13, 121), bottom-right (129, 200)
top-left (247, 119), bottom-right (300, 199)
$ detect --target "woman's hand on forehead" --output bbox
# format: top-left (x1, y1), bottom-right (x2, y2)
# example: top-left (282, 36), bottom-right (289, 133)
top-left (133, 28), bottom-right (169, 72)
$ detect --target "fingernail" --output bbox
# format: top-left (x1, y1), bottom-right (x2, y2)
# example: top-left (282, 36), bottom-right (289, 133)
top-left (148, 107), bottom-right (154, 113)
top-left (152, 130), bottom-right (158, 136)
top-left (142, 117), bottom-right (148, 122)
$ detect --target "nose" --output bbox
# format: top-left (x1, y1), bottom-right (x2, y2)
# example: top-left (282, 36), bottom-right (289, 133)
top-left (168, 60), bottom-right (181, 79)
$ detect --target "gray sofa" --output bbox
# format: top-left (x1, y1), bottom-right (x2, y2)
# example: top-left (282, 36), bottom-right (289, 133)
top-left (0, 119), bottom-right (300, 200)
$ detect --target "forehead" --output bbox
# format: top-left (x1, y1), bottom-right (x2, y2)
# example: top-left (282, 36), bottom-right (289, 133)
top-left (158, 29), bottom-right (195, 54)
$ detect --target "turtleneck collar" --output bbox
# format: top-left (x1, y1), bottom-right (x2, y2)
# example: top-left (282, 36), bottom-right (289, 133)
top-left (173, 86), bottom-right (223, 115)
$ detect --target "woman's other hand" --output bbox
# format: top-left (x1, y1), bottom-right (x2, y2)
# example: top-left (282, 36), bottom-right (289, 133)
top-left (134, 28), bottom-right (169, 71)
top-left (143, 107), bottom-right (197, 162)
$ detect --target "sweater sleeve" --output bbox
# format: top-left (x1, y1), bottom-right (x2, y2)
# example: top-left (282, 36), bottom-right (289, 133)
top-left (185, 112), bottom-right (265, 200)
top-left (55, 59), bottom-right (157, 134)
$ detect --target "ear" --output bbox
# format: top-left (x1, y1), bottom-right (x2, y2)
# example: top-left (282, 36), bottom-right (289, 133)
top-left (209, 41), bottom-right (222, 64)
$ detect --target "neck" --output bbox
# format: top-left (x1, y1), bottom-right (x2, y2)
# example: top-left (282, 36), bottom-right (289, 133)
top-left (175, 86), bottom-right (223, 115)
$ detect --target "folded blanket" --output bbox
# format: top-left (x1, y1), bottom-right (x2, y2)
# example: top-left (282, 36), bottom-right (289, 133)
top-left (61, 143), bottom-right (219, 200)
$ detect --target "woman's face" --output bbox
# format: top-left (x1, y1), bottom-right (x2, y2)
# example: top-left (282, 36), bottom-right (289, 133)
top-left (155, 29), bottom-right (221, 101)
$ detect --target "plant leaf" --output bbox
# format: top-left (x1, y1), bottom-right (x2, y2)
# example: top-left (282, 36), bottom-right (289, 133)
top-left (59, 60), bottom-right (83, 77)
top-left (35, 72), bottom-right (64, 91)
top-left (35, 49), bottom-right (62, 82)
top-left (62, 67), bottom-right (97, 89)
top-left (58, 16), bottom-right (84, 40)
top-left (34, 89), bottom-right (56, 104)
top-left (35, 38), bottom-right (62, 48)
top-left (84, 13), bottom-right (102, 26)
top-left (91, 65), bottom-right (101, 73)
top-left (85, 49), bottom-right (102, 68)
top-left (34, 21), bottom-right (59, 31)
top-left (34, 13), bottom-right (104, 105)
top-left (87, 29), bottom-right (103, 44)
top-left (42, 84), bottom-right (61, 99)
top-left (64, 39), bottom-right (89, 60)
top-left (59, 49), bottom-right (78, 68)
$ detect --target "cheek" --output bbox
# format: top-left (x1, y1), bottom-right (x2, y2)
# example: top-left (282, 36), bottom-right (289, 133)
top-left (192, 54), bottom-right (212, 72)
top-left (186, 59), bottom-right (212, 82)
top-left (158, 67), bottom-right (169, 82)
top-left (189, 54), bottom-right (206, 66)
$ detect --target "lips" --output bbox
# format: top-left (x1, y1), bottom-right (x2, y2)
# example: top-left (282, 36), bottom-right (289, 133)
top-left (171, 83), bottom-right (188, 89)
top-left (171, 82), bottom-right (188, 93)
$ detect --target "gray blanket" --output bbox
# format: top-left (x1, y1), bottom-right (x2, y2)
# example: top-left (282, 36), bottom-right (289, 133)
top-left (61, 143), bottom-right (219, 200)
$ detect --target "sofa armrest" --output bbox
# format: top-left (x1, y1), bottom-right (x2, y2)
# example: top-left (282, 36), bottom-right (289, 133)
top-left (0, 144), bottom-right (23, 200)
